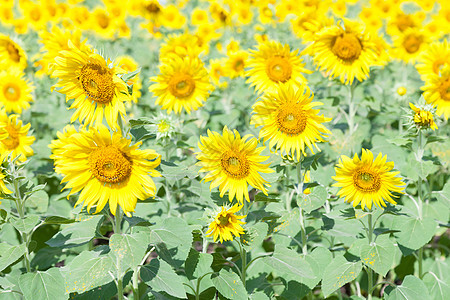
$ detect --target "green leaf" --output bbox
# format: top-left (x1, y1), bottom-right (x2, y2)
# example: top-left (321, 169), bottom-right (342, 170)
top-left (61, 249), bottom-right (114, 295)
top-left (43, 216), bottom-right (75, 225)
top-left (393, 216), bottom-right (437, 250)
top-left (185, 249), bottom-right (213, 280)
top-left (423, 272), bottom-right (450, 300)
top-left (27, 190), bottom-right (49, 213)
top-left (303, 246), bottom-right (333, 288)
top-left (297, 186), bottom-right (327, 213)
top-left (262, 246), bottom-right (314, 279)
top-left (360, 235), bottom-right (396, 276)
top-left (211, 269), bottom-right (247, 300)
top-left (18, 268), bottom-right (66, 300)
top-left (322, 255), bottom-right (362, 297)
top-left (10, 215), bottom-right (40, 233)
top-left (254, 193), bottom-right (280, 202)
top-left (109, 233), bottom-right (149, 274)
top-left (403, 159), bottom-right (439, 181)
top-left (140, 258), bottom-right (187, 298)
top-left (241, 222), bottom-right (268, 251)
top-left (0, 243), bottom-right (27, 272)
top-left (385, 275), bottom-right (430, 300)
top-left (46, 215), bottom-right (104, 248)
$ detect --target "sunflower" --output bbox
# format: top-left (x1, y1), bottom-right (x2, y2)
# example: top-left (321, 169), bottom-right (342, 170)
top-left (196, 126), bottom-right (274, 204)
top-left (422, 66), bottom-right (450, 120)
top-left (309, 19), bottom-right (379, 85)
top-left (51, 42), bottom-right (130, 130)
top-left (149, 55), bottom-right (213, 114)
top-left (416, 40), bottom-right (450, 80)
top-left (159, 33), bottom-right (204, 59)
top-left (0, 34), bottom-right (27, 70)
top-left (21, 1), bottom-right (49, 31)
top-left (209, 58), bottom-right (228, 88)
top-left (391, 28), bottom-right (429, 64)
top-left (50, 125), bottom-right (161, 216)
top-left (0, 110), bottom-right (35, 163)
top-left (0, 168), bottom-right (12, 196)
top-left (332, 149), bottom-right (405, 210)
top-left (246, 40), bottom-right (311, 94)
top-left (206, 204), bottom-right (246, 243)
top-left (250, 84), bottom-right (331, 160)
top-left (116, 55), bottom-right (142, 103)
top-left (225, 50), bottom-right (248, 79)
top-left (0, 68), bottom-right (34, 114)
top-left (408, 103), bottom-right (438, 131)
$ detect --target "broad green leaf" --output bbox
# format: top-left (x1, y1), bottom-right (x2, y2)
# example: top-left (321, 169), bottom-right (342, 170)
top-left (140, 258), bottom-right (187, 298)
top-left (303, 246), bottom-right (333, 288)
top-left (69, 281), bottom-right (117, 300)
top-left (360, 235), bottom-right (396, 276)
top-left (109, 233), bottom-right (149, 274)
top-left (241, 222), bottom-right (268, 251)
top-left (0, 243), bottom-right (27, 272)
top-left (184, 250), bottom-right (214, 293)
top-left (18, 268), bottom-right (66, 300)
top-left (403, 159), bottom-right (439, 181)
top-left (393, 216), bottom-right (437, 250)
top-left (27, 190), bottom-right (49, 213)
top-left (249, 291), bottom-right (270, 300)
top-left (11, 215), bottom-right (40, 233)
top-left (46, 215), bottom-right (103, 248)
top-left (322, 255), bottom-right (362, 297)
top-left (423, 272), bottom-right (450, 300)
top-left (254, 193), bottom-right (280, 202)
top-left (43, 216), bottom-right (75, 225)
top-left (211, 269), bottom-right (247, 300)
top-left (61, 249), bottom-right (114, 294)
top-left (385, 275), bottom-right (430, 300)
top-left (262, 246), bottom-right (314, 279)
top-left (297, 186), bottom-right (327, 213)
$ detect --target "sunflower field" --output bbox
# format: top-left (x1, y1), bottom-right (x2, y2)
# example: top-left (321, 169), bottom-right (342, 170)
top-left (0, 0), bottom-right (449, 299)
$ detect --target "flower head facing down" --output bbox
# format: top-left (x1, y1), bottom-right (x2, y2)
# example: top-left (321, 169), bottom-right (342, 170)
top-left (50, 125), bottom-right (161, 217)
top-left (196, 126), bottom-right (274, 204)
top-left (206, 204), bottom-right (246, 243)
top-left (0, 34), bottom-right (27, 70)
top-left (409, 102), bottom-right (438, 131)
top-left (332, 149), bottom-right (405, 210)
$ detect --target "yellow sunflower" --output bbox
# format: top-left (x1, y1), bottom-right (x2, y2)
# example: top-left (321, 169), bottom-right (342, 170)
top-left (0, 168), bottom-right (12, 195)
top-left (51, 41), bottom-right (131, 130)
top-left (209, 58), bottom-right (228, 88)
top-left (332, 149), bottom-right (405, 210)
top-left (309, 19), bottom-right (379, 85)
top-left (408, 103), bottom-right (438, 131)
top-left (0, 68), bottom-right (34, 114)
top-left (206, 204), bottom-right (246, 243)
top-left (50, 125), bottom-right (161, 216)
top-left (246, 40), bottom-right (311, 94)
top-left (159, 33), bottom-right (204, 59)
top-left (422, 66), bottom-right (450, 120)
top-left (416, 40), bottom-right (450, 80)
top-left (116, 55), bottom-right (142, 103)
top-left (0, 34), bottom-right (27, 70)
top-left (225, 50), bottom-right (248, 79)
top-left (0, 110), bottom-right (35, 163)
top-left (391, 28), bottom-right (429, 64)
top-left (250, 84), bottom-right (331, 160)
top-left (149, 55), bottom-right (213, 114)
top-left (196, 126), bottom-right (274, 204)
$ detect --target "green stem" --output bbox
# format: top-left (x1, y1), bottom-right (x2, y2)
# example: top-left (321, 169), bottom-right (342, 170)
top-left (367, 213), bottom-right (374, 300)
top-left (348, 83), bottom-right (356, 135)
top-left (114, 206), bottom-right (123, 235)
top-left (417, 130), bottom-right (424, 279)
top-left (13, 175), bottom-right (31, 273)
top-left (418, 247), bottom-right (424, 279)
top-left (117, 278), bottom-right (124, 300)
top-left (240, 246), bottom-right (247, 288)
top-left (165, 183), bottom-right (172, 217)
top-left (132, 268), bottom-right (140, 300)
top-left (296, 157), bottom-right (307, 254)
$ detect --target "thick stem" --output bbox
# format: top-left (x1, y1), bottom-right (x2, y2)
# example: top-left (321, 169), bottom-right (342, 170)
top-left (296, 157), bottom-right (308, 254)
top-left (117, 278), bottom-right (124, 300)
top-left (367, 213), bottom-right (374, 300)
top-left (114, 206), bottom-right (123, 235)
top-left (240, 246), bottom-right (247, 288)
top-left (14, 177), bottom-right (31, 272)
top-left (347, 83), bottom-right (356, 135)
top-left (417, 130), bottom-right (425, 279)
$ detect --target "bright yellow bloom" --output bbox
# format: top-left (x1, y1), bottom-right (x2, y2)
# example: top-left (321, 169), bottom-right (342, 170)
top-left (386, 11), bottom-right (425, 37)
top-left (397, 86), bottom-right (407, 96)
top-left (161, 4), bottom-right (186, 29)
top-left (416, 40), bottom-right (450, 80)
top-left (250, 84), bottom-right (331, 160)
top-left (50, 125), bottom-right (161, 217)
top-left (149, 55), bottom-right (213, 114)
top-left (309, 19), bottom-right (379, 85)
top-left (391, 29), bottom-right (429, 64)
top-left (22, 1), bottom-right (49, 31)
top-left (209, 58), bottom-right (228, 88)
top-left (409, 103), bottom-right (438, 131)
top-left (0, 68), bottom-right (34, 114)
top-left (51, 42), bottom-right (130, 129)
top-left (196, 126), bottom-right (274, 204)
top-left (191, 8), bottom-right (209, 26)
top-left (246, 40), bottom-right (311, 94)
top-left (90, 7), bottom-right (117, 39)
top-left (0, 169), bottom-right (12, 195)
top-left (332, 149), bottom-right (405, 210)
top-left (159, 33), bottom-right (204, 59)
top-left (225, 50), bottom-right (248, 79)
top-left (206, 204), bottom-right (246, 243)
top-left (422, 66), bottom-right (450, 120)
top-left (0, 110), bottom-right (35, 163)
top-left (0, 34), bottom-right (27, 70)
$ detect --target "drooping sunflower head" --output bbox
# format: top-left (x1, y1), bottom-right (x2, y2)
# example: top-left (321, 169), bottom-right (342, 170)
top-left (310, 19), bottom-right (379, 85)
top-left (408, 102), bottom-right (438, 131)
top-left (52, 42), bottom-right (130, 129)
top-left (0, 68), bottom-right (34, 114)
top-left (391, 28), bottom-right (429, 64)
top-left (205, 203), bottom-right (246, 243)
top-left (422, 66), bottom-right (450, 120)
top-left (0, 110), bottom-right (35, 163)
top-left (246, 40), bottom-right (311, 94)
top-left (332, 149), bottom-right (405, 210)
top-left (149, 55), bottom-right (214, 114)
top-left (50, 125), bottom-right (161, 217)
top-left (0, 34), bottom-right (27, 70)
top-left (196, 126), bottom-right (274, 204)
top-left (250, 83), bottom-right (331, 160)
top-left (416, 40), bottom-right (450, 80)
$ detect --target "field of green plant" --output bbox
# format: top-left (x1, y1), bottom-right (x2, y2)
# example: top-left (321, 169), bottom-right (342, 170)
top-left (0, 0), bottom-right (449, 299)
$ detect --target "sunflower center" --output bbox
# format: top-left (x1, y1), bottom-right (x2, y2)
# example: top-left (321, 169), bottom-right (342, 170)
top-left (97, 13), bottom-right (110, 29)
top-left (432, 60), bottom-right (445, 75)
top-left (332, 33), bottom-right (362, 62)
top-left (266, 56), bottom-right (292, 82)
top-left (353, 169), bottom-right (381, 193)
top-left (276, 103), bottom-right (307, 135)
top-left (402, 34), bottom-right (423, 54)
top-left (438, 78), bottom-right (450, 101)
top-left (233, 59), bottom-right (245, 72)
top-left (218, 214), bottom-right (229, 226)
top-left (89, 145), bottom-right (132, 184)
top-left (146, 3), bottom-right (161, 14)
top-left (221, 151), bottom-right (250, 179)
top-left (168, 73), bottom-right (196, 98)
top-left (6, 42), bottom-right (20, 62)
top-left (396, 14), bottom-right (414, 32)
top-left (1, 125), bottom-right (20, 150)
top-left (3, 84), bottom-right (20, 101)
top-left (396, 86), bottom-right (407, 96)
top-left (79, 62), bottom-right (115, 104)
top-left (30, 8), bottom-right (41, 21)
top-left (157, 120), bottom-right (171, 133)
